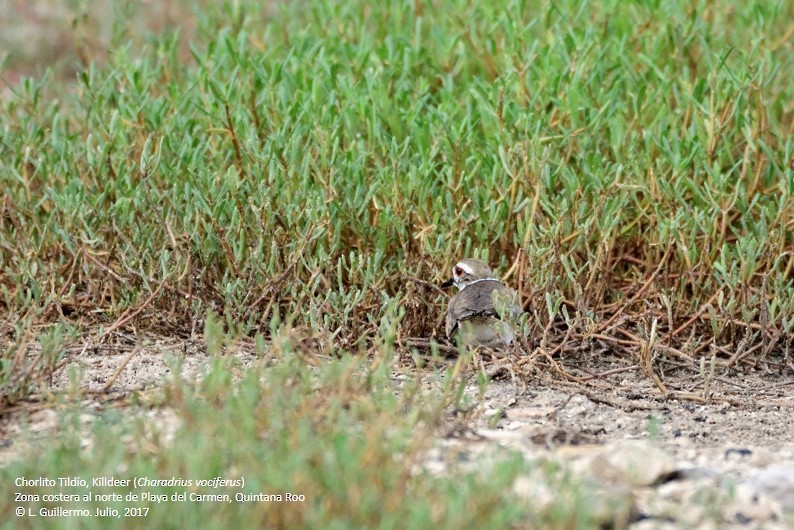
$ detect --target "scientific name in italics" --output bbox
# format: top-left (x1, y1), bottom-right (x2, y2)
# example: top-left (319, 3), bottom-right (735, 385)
top-left (134, 477), bottom-right (242, 488)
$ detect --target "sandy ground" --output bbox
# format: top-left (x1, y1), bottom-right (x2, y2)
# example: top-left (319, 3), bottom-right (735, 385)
top-left (2, 339), bottom-right (792, 528)
top-left (425, 351), bottom-right (794, 527)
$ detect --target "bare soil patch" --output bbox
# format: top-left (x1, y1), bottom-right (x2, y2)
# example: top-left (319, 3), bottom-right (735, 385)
top-left (438, 352), bottom-right (794, 527)
top-left (1, 338), bottom-right (793, 527)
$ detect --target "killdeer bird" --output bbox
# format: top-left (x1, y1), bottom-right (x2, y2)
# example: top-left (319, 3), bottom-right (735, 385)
top-left (441, 258), bottom-right (521, 349)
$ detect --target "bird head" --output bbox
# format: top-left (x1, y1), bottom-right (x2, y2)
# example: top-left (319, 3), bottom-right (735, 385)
top-left (440, 258), bottom-right (495, 291)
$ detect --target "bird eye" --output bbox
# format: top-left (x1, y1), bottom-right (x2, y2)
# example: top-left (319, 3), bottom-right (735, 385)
top-left (454, 266), bottom-right (464, 277)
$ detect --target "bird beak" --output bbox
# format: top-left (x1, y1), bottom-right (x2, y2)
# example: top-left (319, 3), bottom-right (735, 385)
top-left (440, 277), bottom-right (455, 289)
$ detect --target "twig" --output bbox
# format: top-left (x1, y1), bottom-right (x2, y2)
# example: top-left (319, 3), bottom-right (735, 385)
top-left (517, 248), bottom-right (527, 311)
top-left (101, 281), bottom-right (166, 340)
top-left (577, 364), bottom-right (639, 382)
top-left (225, 102), bottom-right (246, 179)
top-left (553, 381), bottom-right (665, 411)
top-left (670, 286), bottom-right (725, 338)
top-left (82, 248), bottom-right (129, 283)
top-left (589, 333), bottom-right (640, 348)
top-left (534, 347), bottom-right (584, 382)
top-left (599, 244), bottom-right (673, 330)
top-left (548, 319), bottom-right (576, 356)
top-left (714, 376), bottom-right (749, 390)
top-left (657, 345), bottom-right (695, 363)
top-left (246, 222), bottom-right (325, 323)
top-left (402, 275), bottom-right (449, 298)
top-left (725, 337), bottom-right (764, 369)
top-left (97, 345), bottom-right (143, 393)
top-left (642, 318), bottom-right (668, 395)
top-left (210, 219), bottom-right (242, 278)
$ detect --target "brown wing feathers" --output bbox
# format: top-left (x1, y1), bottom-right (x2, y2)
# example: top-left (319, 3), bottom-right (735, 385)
top-left (446, 280), bottom-right (505, 337)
